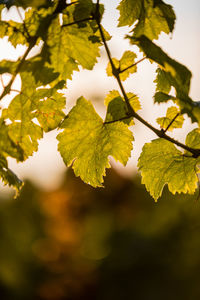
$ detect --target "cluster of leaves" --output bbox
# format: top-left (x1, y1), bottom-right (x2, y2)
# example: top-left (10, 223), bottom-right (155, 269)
top-left (0, 0), bottom-right (199, 201)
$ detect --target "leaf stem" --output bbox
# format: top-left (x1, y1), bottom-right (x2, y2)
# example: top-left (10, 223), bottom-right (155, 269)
top-left (62, 17), bottom-right (94, 28)
top-left (0, 38), bottom-right (37, 101)
top-left (119, 56), bottom-right (146, 74)
top-left (16, 7), bottom-right (30, 39)
top-left (0, 75), bottom-right (5, 89)
top-left (163, 112), bottom-right (180, 133)
top-left (95, 3), bottom-right (200, 158)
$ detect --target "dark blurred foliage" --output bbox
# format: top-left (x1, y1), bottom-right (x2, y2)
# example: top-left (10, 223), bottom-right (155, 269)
top-left (0, 168), bottom-right (200, 300)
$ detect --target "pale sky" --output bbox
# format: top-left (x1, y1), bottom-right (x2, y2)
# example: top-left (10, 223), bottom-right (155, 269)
top-left (0, 0), bottom-right (199, 192)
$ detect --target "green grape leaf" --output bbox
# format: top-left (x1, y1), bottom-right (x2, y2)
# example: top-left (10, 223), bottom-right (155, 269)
top-left (128, 92), bottom-right (141, 112)
top-left (185, 129), bottom-right (200, 150)
top-left (106, 58), bottom-right (118, 77)
top-left (21, 57), bottom-right (59, 87)
top-left (57, 97), bottom-right (133, 187)
top-left (3, 90), bottom-right (41, 159)
top-left (94, 23), bottom-right (111, 42)
top-left (106, 51), bottom-right (137, 81)
top-left (0, 21), bottom-right (8, 38)
top-left (133, 0), bottom-right (176, 40)
top-left (73, 0), bottom-right (105, 27)
top-left (23, 4), bottom-right (57, 41)
top-left (4, 59), bottom-right (62, 156)
top-left (46, 17), bottom-right (79, 81)
top-left (7, 21), bottom-right (28, 47)
top-left (0, 119), bottom-right (23, 161)
top-left (0, 59), bottom-right (18, 74)
top-left (119, 51), bottom-right (137, 80)
top-left (0, 20), bottom-right (27, 47)
top-left (154, 92), bottom-right (175, 103)
top-left (118, 0), bottom-right (142, 27)
top-left (61, 24), bottom-right (100, 70)
top-left (33, 88), bottom-right (66, 132)
top-left (105, 90), bottom-right (140, 125)
top-left (156, 106), bottom-right (184, 131)
top-left (47, 12), bottom-right (101, 79)
top-left (3, 67), bottom-right (66, 157)
top-left (118, 0), bottom-right (176, 40)
top-left (15, 0), bottom-right (50, 9)
top-left (0, 120), bottom-right (23, 192)
top-left (154, 68), bottom-right (171, 93)
top-left (138, 139), bottom-right (199, 201)
top-left (0, 156), bottom-right (23, 195)
top-left (73, 0), bottom-right (93, 20)
top-left (7, 122), bottom-right (43, 160)
top-left (24, 7), bottom-right (43, 38)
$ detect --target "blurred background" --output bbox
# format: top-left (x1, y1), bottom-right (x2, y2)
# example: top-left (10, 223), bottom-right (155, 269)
top-left (0, 1), bottom-right (200, 299)
top-left (1, 170), bottom-right (200, 300)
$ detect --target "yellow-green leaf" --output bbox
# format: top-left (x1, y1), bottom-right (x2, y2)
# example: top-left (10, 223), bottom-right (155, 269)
top-left (138, 139), bottom-right (199, 201)
top-left (118, 0), bottom-right (176, 40)
top-left (106, 51), bottom-right (137, 81)
top-left (34, 89), bottom-right (66, 132)
top-left (118, 0), bottom-right (142, 27)
top-left (57, 97), bottom-right (133, 187)
top-left (156, 106), bottom-right (184, 131)
top-left (185, 129), bottom-right (200, 150)
top-left (105, 90), bottom-right (140, 125)
top-left (0, 156), bottom-right (23, 195)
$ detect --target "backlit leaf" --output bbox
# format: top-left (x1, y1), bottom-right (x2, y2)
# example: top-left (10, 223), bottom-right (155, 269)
top-left (185, 129), bottom-right (200, 150)
top-left (0, 20), bottom-right (27, 47)
top-left (106, 51), bottom-right (137, 81)
top-left (105, 90), bottom-right (140, 125)
top-left (154, 92), bottom-right (175, 103)
top-left (0, 119), bottom-right (23, 161)
top-left (118, 0), bottom-right (143, 27)
top-left (57, 97), bottom-right (133, 187)
top-left (156, 106), bottom-right (184, 131)
top-left (3, 70), bottom-right (65, 157)
top-left (118, 0), bottom-right (176, 40)
top-left (154, 68), bottom-right (171, 94)
top-left (46, 17), bottom-right (79, 81)
top-left (138, 139), bottom-right (199, 201)
top-left (0, 59), bottom-right (18, 74)
top-left (0, 156), bottom-right (23, 195)
top-left (34, 88), bottom-right (65, 132)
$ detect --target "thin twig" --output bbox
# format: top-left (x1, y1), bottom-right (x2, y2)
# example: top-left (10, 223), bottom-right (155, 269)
top-left (53, 0), bottom-right (77, 14)
top-left (0, 38), bottom-right (37, 101)
top-left (163, 112), bottom-right (180, 133)
top-left (62, 17), bottom-right (94, 28)
top-left (67, 1), bottom-right (78, 6)
top-left (10, 89), bottom-right (20, 94)
top-left (16, 7), bottom-right (24, 23)
top-left (16, 7), bottom-right (30, 39)
top-left (119, 56), bottom-right (146, 74)
top-left (94, 4), bottom-right (200, 158)
top-left (0, 75), bottom-right (5, 89)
